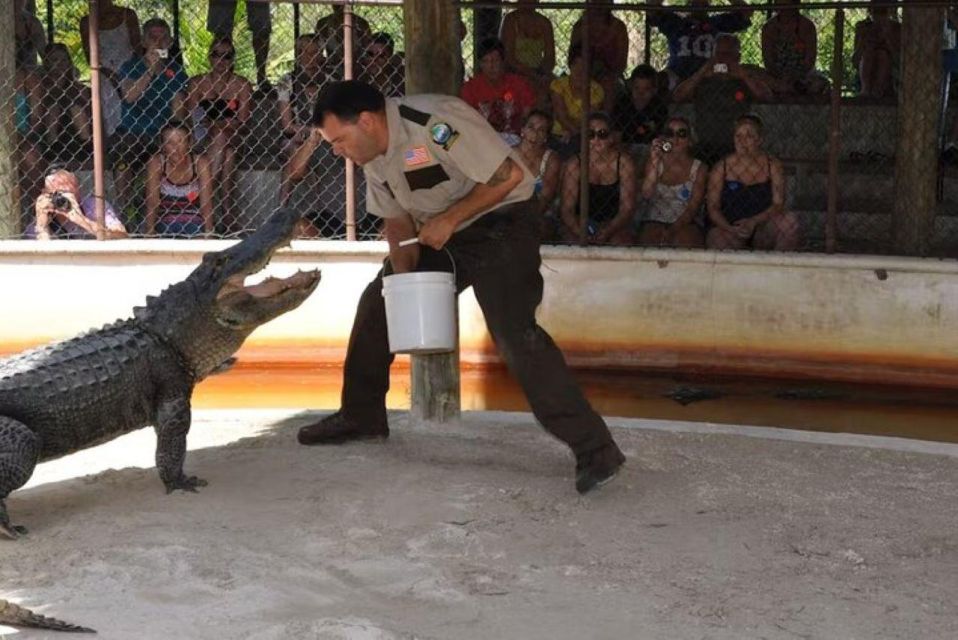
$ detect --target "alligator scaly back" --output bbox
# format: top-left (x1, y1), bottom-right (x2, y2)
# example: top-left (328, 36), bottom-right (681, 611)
top-left (0, 597), bottom-right (95, 633)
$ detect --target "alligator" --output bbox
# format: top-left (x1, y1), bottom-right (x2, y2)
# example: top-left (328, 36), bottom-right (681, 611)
top-left (0, 207), bottom-right (320, 633)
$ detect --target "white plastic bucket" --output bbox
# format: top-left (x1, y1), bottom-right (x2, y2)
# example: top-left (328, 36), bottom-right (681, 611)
top-left (382, 270), bottom-right (457, 354)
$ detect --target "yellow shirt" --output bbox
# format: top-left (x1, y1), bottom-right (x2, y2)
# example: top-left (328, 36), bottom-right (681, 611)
top-left (549, 76), bottom-right (604, 136)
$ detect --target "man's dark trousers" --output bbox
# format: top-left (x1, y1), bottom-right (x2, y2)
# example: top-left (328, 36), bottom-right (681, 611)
top-left (338, 199), bottom-right (615, 458)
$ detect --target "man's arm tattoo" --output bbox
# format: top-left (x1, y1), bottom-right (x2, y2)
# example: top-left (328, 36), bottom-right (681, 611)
top-left (486, 158), bottom-right (514, 187)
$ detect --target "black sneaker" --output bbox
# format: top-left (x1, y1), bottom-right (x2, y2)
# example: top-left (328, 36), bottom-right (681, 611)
top-left (575, 443), bottom-right (626, 494)
top-left (297, 411), bottom-right (389, 445)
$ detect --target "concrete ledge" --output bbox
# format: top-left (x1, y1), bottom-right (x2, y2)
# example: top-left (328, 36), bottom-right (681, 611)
top-left (2, 242), bottom-right (958, 388)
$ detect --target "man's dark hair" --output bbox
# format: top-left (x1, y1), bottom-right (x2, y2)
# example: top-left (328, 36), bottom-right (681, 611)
top-left (477, 37), bottom-right (506, 61)
top-left (371, 31), bottom-right (395, 53)
top-left (629, 64), bottom-right (658, 83)
top-left (312, 80), bottom-right (386, 127)
top-left (142, 18), bottom-right (170, 35)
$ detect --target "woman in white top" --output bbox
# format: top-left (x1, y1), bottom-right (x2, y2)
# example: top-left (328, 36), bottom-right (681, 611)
top-left (512, 109), bottom-right (561, 227)
top-left (638, 116), bottom-right (706, 249)
top-left (81, 0), bottom-right (141, 81)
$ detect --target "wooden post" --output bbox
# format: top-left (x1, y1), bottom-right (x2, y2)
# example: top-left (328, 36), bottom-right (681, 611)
top-left (403, 0), bottom-right (462, 423)
top-left (825, 9), bottom-right (844, 254)
top-left (0, 0), bottom-right (16, 238)
top-left (893, 4), bottom-right (944, 256)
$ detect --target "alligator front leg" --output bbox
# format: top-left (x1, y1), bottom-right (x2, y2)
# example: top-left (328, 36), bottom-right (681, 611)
top-left (0, 417), bottom-right (41, 539)
top-left (154, 394), bottom-right (207, 494)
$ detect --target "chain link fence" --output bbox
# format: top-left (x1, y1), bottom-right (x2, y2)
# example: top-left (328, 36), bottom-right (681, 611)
top-left (3, 1), bottom-right (954, 257)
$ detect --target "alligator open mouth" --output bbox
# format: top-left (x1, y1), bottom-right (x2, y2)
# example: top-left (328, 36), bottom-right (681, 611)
top-left (218, 268), bottom-right (321, 301)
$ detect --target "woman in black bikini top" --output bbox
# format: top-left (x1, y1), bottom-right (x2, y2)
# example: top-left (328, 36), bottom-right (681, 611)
top-left (706, 114), bottom-right (801, 251)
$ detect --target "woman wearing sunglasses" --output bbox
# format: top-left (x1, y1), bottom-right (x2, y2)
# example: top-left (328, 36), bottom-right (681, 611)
top-left (637, 117), bottom-right (706, 248)
top-left (705, 114), bottom-right (801, 251)
top-left (181, 36), bottom-right (252, 234)
top-left (559, 112), bottom-right (637, 245)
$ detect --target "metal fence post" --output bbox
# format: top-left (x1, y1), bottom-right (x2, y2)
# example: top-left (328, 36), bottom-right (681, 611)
top-left (87, 0), bottom-right (106, 239)
top-left (0, 0), bottom-right (16, 238)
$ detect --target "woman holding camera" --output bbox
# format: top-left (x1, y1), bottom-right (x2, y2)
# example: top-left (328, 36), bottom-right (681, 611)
top-left (558, 112), bottom-right (636, 245)
top-left (637, 117), bottom-right (706, 249)
top-left (182, 37), bottom-right (251, 233)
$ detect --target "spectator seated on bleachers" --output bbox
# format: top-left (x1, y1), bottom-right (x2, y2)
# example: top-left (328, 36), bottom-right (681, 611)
top-left (558, 112), bottom-right (637, 246)
top-left (145, 123), bottom-right (213, 238)
top-left (549, 43), bottom-right (605, 157)
top-left (611, 64), bottom-right (670, 157)
top-left (80, 0), bottom-right (141, 84)
top-left (500, 0), bottom-right (555, 109)
top-left (277, 33), bottom-right (331, 154)
top-left (14, 0), bottom-right (45, 70)
top-left (761, 0), bottom-right (829, 101)
top-left (15, 64), bottom-right (44, 207)
top-left (26, 168), bottom-right (127, 240)
top-left (648, 0), bottom-right (752, 89)
top-left (40, 43), bottom-right (92, 165)
top-left (461, 37), bottom-right (536, 145)
top-left (315, 5), bottom-right (372, 77)
top-left (852, 0), bottom-right (901, 101)
top-left (207, 0), bottom-right (272, 90)
top-left (112, 18), bottom-right (187, 217)
top-left (705, 114), bottom-right (800, 251)
top-left (673, 34), bottom-right (773, 164)
top-left (181, 37), bottom-right (252, 232)
top-left (512, 109), bottom-right (562, 234)
top-left (637, 116), bottom-right (706, 249)
top-left (281, 122), bottom-right (377, 241)
top-left (570, 2), bottom-right (629, 113)
top-left (357, 32), bottom-right (405, 98)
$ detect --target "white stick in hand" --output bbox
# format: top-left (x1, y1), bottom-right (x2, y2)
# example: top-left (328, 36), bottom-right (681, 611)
top-left (398, 238), bottom-right (419, 247)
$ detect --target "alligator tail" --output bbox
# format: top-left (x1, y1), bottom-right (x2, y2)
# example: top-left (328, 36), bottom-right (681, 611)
top-left (0, 598), bottom-right (95, 633)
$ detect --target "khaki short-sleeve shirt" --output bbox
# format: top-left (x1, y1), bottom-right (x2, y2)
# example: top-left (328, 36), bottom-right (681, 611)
top-left (363, 95), bottom-right (535, 229)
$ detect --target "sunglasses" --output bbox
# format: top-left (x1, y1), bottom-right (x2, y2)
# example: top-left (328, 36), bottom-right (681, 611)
top-left (662, 128), bottom-right (690, 138)
top-left (588, 129), bottom-right (610, 140)
top-left (211, 50), bottom-right (235, 60)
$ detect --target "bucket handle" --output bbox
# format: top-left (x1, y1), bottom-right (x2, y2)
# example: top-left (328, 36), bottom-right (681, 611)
top-left (397, 238), bottom-right (456, 281)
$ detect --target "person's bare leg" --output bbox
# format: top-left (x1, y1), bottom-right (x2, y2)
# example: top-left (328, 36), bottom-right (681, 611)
top-left (672, 224), bottom-right (705, 249)
top-left (253, 32), bottom-right (270, 88)
top-left (220, 146), bottom-right (236, 234)
top-left (706, 226), bottom-right (747, 250)
top-left (638, 222), bottom-right (669, 246)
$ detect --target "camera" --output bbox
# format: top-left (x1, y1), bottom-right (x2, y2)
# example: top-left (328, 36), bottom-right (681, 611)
top-left (50, 191), bottom-right (71, 212)
top-left (155, 48), bottom-right (169, 59)
top-left (713, 63), bottom-right (728, 74)
top-left (661, 141), bottom-right (673, 153)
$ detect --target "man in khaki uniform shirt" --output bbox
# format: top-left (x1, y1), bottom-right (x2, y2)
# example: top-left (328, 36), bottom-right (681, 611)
top-left (296, 81), bottom-right (624, 494)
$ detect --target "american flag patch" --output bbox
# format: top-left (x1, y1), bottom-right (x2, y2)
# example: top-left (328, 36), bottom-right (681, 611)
top-left (404, 145), bottom-right (431, 166)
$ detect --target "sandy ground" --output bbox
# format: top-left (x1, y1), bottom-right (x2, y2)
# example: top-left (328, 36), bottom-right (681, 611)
top-left (2, 410), bottom-right (958, 640)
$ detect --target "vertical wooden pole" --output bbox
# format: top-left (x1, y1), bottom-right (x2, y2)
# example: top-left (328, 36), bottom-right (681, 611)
top-left (403, 0), bottom-right (462, 423)
top-left (88, 0), bottom-right (106, 239)
top-left (893, 4), bottom-right (944, 256)
top-left (825, 9), bottom-right (844, 254)
top-left (577, 8), bottom-right (591, 242)
top-left (0, 0), bottom-right (16, 238)
top-left (344, 4), bottom-right (356, 241)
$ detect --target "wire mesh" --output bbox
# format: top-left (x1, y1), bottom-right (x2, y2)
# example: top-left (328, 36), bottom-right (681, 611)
top-left (2, 1), bottom-right (953, 257)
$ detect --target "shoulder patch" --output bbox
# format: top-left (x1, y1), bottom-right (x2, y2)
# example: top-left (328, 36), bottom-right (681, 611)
top-left (430, 122), bottom-right (460, 150)
top-left (399, 104), bottom-right (431, 126)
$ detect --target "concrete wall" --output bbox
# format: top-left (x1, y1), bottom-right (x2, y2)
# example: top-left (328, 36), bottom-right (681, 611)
top-left (2, 241), bottom-right (958, 388)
